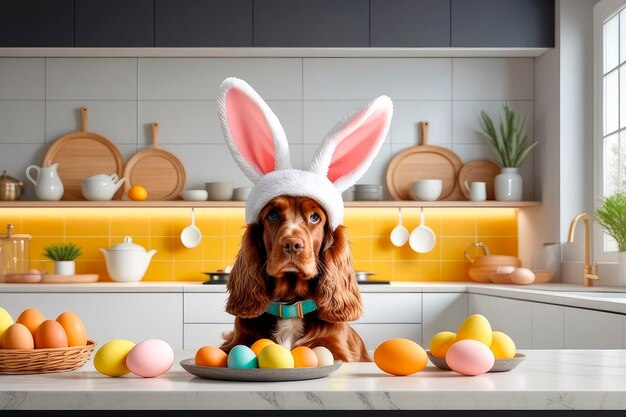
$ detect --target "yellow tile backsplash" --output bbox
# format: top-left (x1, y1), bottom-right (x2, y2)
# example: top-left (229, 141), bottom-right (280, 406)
top-left (0, 207), bottom-right (517, 282)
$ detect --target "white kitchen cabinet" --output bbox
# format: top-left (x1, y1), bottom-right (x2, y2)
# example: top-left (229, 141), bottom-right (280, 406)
top-left (531, 302), bottom-right (564, 348)
top-left (0, 292), bottom-right (184, 349)
top-left (422, 293), bottom-right (468, 344)
top-left (184, 293), bottom-right (232, 323)
top-left (356, 293), bottom-right (421, 323)
top-left (563, 306), bottom-right (623, 349)
top-left (184, 323), bottom-right (233, 350)
top-left (182, 292), bottom-right (422, 350)
top-left (351, 324), bottom-right (422, 350)
top-left (468, 294), bottom-right (532, 348)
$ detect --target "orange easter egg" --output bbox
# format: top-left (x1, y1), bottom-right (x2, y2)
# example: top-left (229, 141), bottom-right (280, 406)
top-left (250, 338), bottom-right (275, 356)
top-left (16, 308), bottom-right (45, 338)
top-left (195, 346), bottom-right (228, 367)
top-left (34, 320), bottom-right (68, 349)
top-left (291, 346), bottom-right (318, 368)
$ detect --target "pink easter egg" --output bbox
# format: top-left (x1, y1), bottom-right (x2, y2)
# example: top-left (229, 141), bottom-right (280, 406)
top-left (126, 339), bottom-right (174, 378)
top-left (445, 339), bottom-right (495, 376)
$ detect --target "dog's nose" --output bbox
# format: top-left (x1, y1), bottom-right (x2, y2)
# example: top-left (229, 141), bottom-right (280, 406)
top-left (281, 236), bottom-right (304, 254)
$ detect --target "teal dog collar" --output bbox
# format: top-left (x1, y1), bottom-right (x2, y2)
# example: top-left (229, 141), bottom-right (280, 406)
top-left (266, 300), bottom-right (317, 319)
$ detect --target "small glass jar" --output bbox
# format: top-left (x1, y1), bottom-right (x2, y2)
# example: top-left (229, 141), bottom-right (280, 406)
top-left (0, 224), bottom-right (32, 279)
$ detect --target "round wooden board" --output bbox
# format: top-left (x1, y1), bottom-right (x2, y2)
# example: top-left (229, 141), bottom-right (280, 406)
top-left (41, 274), bottom-right (99, 283)
top-left (457, 160), bottom-right (501, 200)
top-left (43, 107), bottom-right (125, 201)
top-left (386, 122), bottom-right (463, 201)
top-left (123, 123), bottom-right (186, 200)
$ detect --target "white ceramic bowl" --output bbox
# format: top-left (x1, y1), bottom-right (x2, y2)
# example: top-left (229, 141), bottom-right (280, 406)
top-left (181, 189), bottom-right (208, 201)
top-left (411, 179), bottom-right (442, 201)
top-left (81, 179), bottom-right (118, 201)
top-left (205, 182), bottom-right (233, 201)
top-left (232, 187), bottom-right (252, 201)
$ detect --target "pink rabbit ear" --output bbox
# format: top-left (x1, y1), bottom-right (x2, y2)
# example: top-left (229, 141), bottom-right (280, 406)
top-left (217, 77), bottom-right (291, 183)
top-left (310, 96), bottom-right (393, 192)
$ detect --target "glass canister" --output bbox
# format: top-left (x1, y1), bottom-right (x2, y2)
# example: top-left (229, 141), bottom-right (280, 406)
top-left (0, 224), bottom-right (32, 279)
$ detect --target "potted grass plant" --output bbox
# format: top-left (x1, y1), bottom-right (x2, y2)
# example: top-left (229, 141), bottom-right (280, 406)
top-left (595, 193), bottom-right (626, 284)
top-left (479, 104), bottom-right (538, 201)
top-left (44, 242), bottom-right (82, 276)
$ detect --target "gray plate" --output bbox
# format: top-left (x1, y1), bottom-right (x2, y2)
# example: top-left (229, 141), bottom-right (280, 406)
top-left (180, 359), bottom-right (343, 382)
top-left (427, 351), bottom-right (525, 372)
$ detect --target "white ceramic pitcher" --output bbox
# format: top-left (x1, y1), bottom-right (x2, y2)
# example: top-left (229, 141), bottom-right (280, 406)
top-left (25, 163), bottom-right (64, 201)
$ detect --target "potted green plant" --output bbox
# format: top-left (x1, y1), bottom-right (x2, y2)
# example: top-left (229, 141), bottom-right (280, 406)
top-left (595, 193), bottom-right (626, 283)
top-left (43, 242), bottom-right (82, 276)
top-left (479, 104), bottom-right (538, 201)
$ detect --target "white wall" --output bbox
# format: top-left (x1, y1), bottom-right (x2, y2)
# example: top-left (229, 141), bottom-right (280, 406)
top-left (0, 56), bottom-right (535, 200)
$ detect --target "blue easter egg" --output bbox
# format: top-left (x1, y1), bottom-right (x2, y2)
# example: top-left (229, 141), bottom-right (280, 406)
top-left (227, 345), bottom-right (258, 368)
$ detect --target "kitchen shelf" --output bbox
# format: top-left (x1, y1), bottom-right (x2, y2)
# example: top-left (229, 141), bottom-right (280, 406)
top-left (0, 201), bottom-right (541, 208)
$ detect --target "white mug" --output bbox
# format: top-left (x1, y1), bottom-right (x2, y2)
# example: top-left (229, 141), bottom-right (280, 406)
top-left (464, 181), bottom-right (487, 202)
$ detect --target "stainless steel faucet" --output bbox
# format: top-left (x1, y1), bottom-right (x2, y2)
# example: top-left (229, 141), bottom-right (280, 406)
top-left (567, 213), bottom-right (599, 287)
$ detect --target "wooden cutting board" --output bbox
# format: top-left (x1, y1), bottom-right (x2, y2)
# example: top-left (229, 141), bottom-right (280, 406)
top-left (43, 107), bottom-right (125, 200)
top-left (41, 274), bottom-right (99, 283)
top-left (457, 160), bottom-right (501, 200)
top-left (386, 121), bottom-right (464, 201)
top-left (123, 123), bottom-right (186, 200)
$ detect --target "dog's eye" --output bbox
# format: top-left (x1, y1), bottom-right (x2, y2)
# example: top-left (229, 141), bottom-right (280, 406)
top-left (309, 212), bottom-right (321, 224)
top-left (267, 209), bottom-right (279, 222)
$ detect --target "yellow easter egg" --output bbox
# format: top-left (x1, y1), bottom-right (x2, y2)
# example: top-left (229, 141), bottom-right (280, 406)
top-left (94, 339), bottom-right (136, 377)
top-left (429, 331), bottom-right (456, 358)
top-left (258, 344), bottom-right (295, 369)
top-left (456, 314), bottom-right (493, 347)
top-left (0, 307), bottom-right (14, 345)
top-left (250, 338), bottom-right (275, 356)
top-left (490, 331), bottom-right (516, 359)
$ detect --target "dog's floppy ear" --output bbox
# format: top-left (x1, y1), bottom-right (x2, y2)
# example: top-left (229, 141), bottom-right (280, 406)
top-left (309, 96), bottom-right (392, 193)
top-left (217, 77), bottom-right (291, 183)
top-left (315, 225), bottom-right (363, 323)
top-left (225, 223), bottom-right (271, 318)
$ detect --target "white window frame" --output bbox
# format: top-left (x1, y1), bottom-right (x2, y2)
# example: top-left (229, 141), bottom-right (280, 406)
top-left (594, 0), bottom-right (626, 262)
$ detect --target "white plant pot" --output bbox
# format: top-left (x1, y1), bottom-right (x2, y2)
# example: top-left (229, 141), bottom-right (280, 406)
top-left (55, 261), bottom-right (75, 276)
top-left (619, 252), bottom-right (626, 286)
top-left (495, 167), bottom-right (523, 201)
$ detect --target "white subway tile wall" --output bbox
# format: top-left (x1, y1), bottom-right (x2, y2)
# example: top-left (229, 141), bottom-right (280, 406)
top-left (0, 57), bottom-right (537, 199)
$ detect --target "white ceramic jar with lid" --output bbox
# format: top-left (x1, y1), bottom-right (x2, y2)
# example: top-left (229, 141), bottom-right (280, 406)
top-left (100, 236), bottom-right (156, 282)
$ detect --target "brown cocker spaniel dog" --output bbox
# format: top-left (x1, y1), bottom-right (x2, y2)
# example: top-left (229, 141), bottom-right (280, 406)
top-left (220, 196), bottom-right (370, 362)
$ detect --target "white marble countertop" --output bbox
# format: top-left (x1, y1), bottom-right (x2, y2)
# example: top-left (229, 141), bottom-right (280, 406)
top-left (2, 350), bottom-right (626, 410)
top-left (3, 282), bottom-right (626, 314)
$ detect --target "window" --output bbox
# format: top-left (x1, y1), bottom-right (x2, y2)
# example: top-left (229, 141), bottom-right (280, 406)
top-left (594, 0), bottom-right (626, 257)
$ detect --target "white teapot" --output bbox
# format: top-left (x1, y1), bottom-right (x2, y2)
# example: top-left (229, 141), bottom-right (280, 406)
top-left (100, 236), bottom-right (156, 282)
top-left (81, 173), bottom-right (126, 201)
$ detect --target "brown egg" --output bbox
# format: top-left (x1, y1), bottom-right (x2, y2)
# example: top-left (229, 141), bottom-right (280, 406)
top-left (16, 308), bottom-right (46, 338)
top-left (34, 320), bottom-right (68, 349)
top-left (56, 312), bottom-right (87, 346)
top-left (2, 323), bottom-right (34, 349)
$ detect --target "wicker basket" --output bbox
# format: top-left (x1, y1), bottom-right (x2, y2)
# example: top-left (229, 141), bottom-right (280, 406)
top-left (0, 340), bottom-right (96, 374)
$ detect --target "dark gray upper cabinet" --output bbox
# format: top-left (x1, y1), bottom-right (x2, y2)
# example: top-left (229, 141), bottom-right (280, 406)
top-left (75, 0), bottom-right (154, 47)
top-left (371, 0), bottom-right (450, 47)
top-left (0, 0), bottom-right (74, 47)
top-left (155, 0), bottom-right (252, 47)
top-left (451, 0), bottom-right (555, 47)
top-left (253, 0), bottom-right (369, 47)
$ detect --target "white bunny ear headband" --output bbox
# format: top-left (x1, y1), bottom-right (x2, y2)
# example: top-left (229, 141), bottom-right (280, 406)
top-left (217, 77), bottom-right (393, 230)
